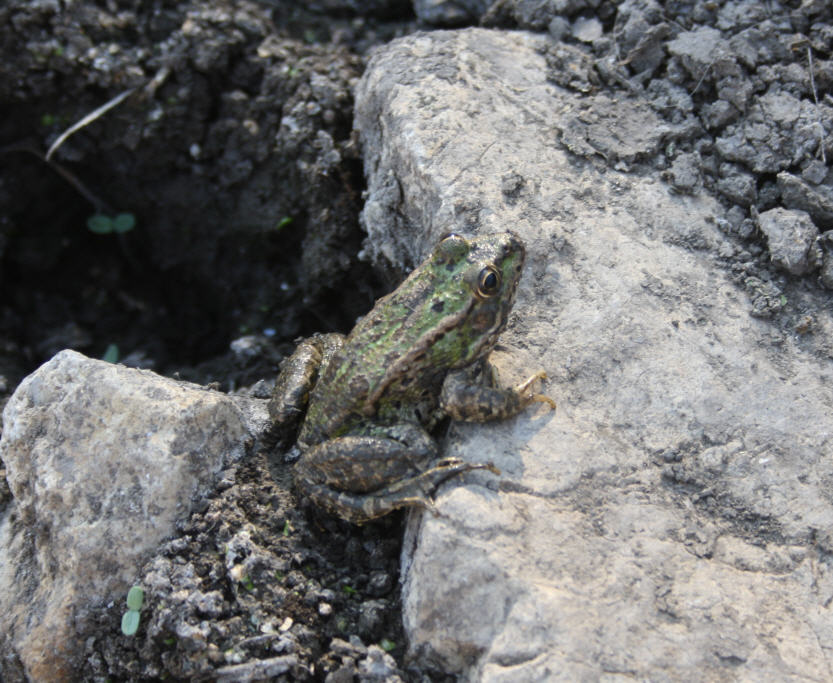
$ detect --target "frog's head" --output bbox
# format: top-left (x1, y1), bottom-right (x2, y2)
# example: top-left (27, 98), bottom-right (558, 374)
top-left (427, 231), bottom-right (526, 367)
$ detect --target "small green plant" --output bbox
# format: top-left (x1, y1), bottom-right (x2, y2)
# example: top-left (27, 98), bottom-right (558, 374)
top-left (240, 575), bottom-right (255, 592)
top-left (275, 216), bottom-right (293, 230)
top-left (87, 212), bottom-right (136, 234)
top-left (379, 638), bottom-right (396, 652)
top-left (282, 520), bottom-right (292, 536)
top-left (341, 584), bottom-right (357, 596)
top-left (121, 585), bottom-right (144, 636)
top-left (102, 344), bottom-right (119, 363)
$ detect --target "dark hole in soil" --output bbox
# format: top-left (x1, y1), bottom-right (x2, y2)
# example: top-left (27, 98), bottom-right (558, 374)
top-left (0, 140), bottom-right (372, 386)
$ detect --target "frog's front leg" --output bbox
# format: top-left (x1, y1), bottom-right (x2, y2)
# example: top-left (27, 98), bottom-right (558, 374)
top-left (293, 423), bottom-right (497, 524)
top-left (267, 333), bottom-right (344, 448)
top-left (440, 361), bottom-right (556, 422)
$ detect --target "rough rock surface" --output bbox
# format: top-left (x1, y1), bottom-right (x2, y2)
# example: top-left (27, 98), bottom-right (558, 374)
top-left (355, 29), bottom-right (833, 680)
top-left (0, 350), bottom-right (267, 681)
top-left (757, 207), bottom-right (821, 275)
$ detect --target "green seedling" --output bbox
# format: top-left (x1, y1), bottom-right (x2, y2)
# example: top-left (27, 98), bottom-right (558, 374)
top-left (121, 610), bottom-right (140, 636)
top-left (102, 344), bottom-right (119, 363)
top-left (379, 638), bottom-right (396, 652)
top-left (276, 216), bottom-right (293, 230)
top-left (87, 212), bottom-right (136, 234)
top-left (126, 586), bottom-right (144, 610)
top-left (121, 585), bottom-right (145, 636)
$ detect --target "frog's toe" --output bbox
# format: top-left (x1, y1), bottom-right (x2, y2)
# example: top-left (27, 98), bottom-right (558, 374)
top-left (435, 456), bottom-right (465, 467)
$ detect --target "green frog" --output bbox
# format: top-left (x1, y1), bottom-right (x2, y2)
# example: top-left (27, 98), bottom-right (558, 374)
top-left (269, 231), bottom-right (554, 523)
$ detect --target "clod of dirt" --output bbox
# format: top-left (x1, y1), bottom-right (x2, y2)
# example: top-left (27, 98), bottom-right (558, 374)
top-left (757, 207), bottom-right (822, 275)
top-left (778, 172), bottom-right (833, 230)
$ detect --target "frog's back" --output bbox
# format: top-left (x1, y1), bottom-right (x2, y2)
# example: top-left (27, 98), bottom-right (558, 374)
top-left (298, 232), bottom-right (525, 446)
top-left (299, 269), bottom-right (454, 444)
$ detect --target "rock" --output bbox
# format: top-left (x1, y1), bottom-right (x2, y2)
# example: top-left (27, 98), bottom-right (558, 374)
top-left (715, 90), bottom-right (833, 173)
top-left (757, 207), bottom-right (821, 275)
top-left (777, 172), bottom-right (833, 230)
top-left (571, 16), bottom-right (602, 43)
top-left (355, 28), bottom-right (833, 680)
top-left (546, 15), bottom-right (570, 41)
top-left (801, 160), bottom-right (829, 185)
top-left (357, 645), bottom-right (403, 682)
top-left (0, 350), bottom-right (267, 681)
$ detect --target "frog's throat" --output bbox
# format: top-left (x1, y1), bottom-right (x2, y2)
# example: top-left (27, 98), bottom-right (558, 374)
top-left (361, 297), bottom-right (477, 415)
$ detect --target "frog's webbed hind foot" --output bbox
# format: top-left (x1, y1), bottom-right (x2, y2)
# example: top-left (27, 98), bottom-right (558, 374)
top-left (298, 459), bottom-right (499, 525)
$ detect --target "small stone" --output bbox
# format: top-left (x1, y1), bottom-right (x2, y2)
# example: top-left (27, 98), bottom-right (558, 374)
top-left (325, 664), bottom-right (358, 683)
top-left (548, 16), bottom-right (570, 42)
top-left (358, 600), bottom-right (388, 641)
top-left (572, 16), bottom-right (603, 43)
top-left (802, 160), bottom-right (829, 185)
top-left (330, 637), bottom-right (366, 658)
top-left (358, 645), bottom-right (402, 682)
top-left (757, 207), bottom-right (821, 275)
top-left (318, 602), bottom-right (333, 616)
top-left (366, 571), bottom-right (393, 597)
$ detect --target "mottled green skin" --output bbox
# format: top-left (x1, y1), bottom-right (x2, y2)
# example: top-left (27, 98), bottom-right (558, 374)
top-left (270, 232), bottom-right (550, 523)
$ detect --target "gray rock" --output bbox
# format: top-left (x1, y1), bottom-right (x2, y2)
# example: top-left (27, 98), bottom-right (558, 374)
top-left (0, 350), bottom-right (267, 681)
top-left (715, 90), bottom-right (833, 173)
top-left (357, 645), bottom-right (403, 682)
top-left (777, 172), bottom-right (833, 230)
top-left (801, 160), bottom-right (829, 185)
top-left (757, 207), bottom-right (821, 275)
top-left (546, 16), bottom-right (570, 41)
top-left (571, 16), bottom-right (602, 43)
top-left (355, 28), bottom-right (833, 680)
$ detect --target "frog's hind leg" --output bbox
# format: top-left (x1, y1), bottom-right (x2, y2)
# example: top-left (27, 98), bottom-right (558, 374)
top-left (298, 457), bottom-right (498, 524)
top-left (293, 424), bottom-right (498, 524)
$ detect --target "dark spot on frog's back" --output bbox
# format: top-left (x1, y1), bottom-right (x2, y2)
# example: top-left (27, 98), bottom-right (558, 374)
top-left (431, 299), bottom-right (445, 313)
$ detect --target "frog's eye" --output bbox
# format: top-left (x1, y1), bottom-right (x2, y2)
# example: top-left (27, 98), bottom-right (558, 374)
top-left (477, 265), bottom-right (502, 297)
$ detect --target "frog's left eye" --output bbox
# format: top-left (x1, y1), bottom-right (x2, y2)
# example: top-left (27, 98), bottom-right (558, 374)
top-left (477, 265), bottom-right (502, 297)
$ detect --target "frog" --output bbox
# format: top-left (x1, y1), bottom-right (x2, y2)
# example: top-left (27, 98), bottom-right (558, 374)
top-left (268, 231), bottom-right (555, 524)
